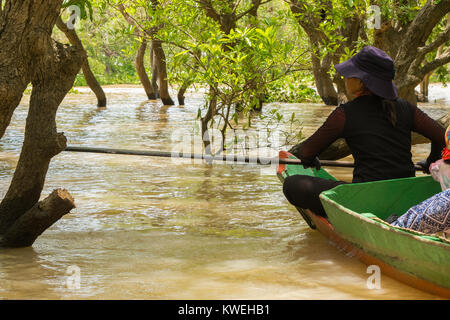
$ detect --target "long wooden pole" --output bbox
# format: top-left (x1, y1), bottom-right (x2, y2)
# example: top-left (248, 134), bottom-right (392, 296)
top-left (64, 146), bottom-right (424, 170)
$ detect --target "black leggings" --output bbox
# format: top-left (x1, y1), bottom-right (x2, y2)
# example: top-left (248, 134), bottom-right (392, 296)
top-left (282, 175), bottom-right (348, 217)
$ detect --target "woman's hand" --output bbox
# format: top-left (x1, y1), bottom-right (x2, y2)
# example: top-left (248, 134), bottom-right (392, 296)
top-left (416, 159), bottom-right (431, 174)
top-left (301, 156), bottom-right (322, 171)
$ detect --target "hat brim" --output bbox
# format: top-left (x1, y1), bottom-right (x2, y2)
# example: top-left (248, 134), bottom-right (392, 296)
top-left (335, 58), bottom-right (398, 100)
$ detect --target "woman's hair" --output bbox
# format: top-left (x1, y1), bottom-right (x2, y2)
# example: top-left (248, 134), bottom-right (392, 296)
top-left (358, 82), bottom-right (397, 126)
top-left (381, 99), bottom-right (397, 126)
top-left (444, 159), bottom-right (450, 165)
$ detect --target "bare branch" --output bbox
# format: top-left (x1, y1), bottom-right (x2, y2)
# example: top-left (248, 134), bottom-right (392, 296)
top-left (113, 3), bottom-right (156, 40)
top-left (407, 21), bottom-right (449, 73)
top-left (194, 0), bottom-right (221, 23)
top-left (286, 0), bottom-right (306, 15)
top-left (397, 0), bottom-right (450, 63)
top-left (117, 4), bottom-right (136, 27)
top-left (236, 0), bottom-right (272, 21)
top-left (419, 47), bottom-right (450, 79)
top-left (232, 0), bottom-right (244, 14)
top-left (418, 23), bottom-right (450, 57)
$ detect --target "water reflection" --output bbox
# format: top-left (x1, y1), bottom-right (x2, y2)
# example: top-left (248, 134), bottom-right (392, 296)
top-left (0, 86), bottom-right (447, 299)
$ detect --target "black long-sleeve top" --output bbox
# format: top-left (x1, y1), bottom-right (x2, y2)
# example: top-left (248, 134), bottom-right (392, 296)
top-left (300, 95), bottom-right (445, 183)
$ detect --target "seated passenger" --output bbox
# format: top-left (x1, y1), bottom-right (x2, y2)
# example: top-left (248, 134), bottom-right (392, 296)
top-left (390, 125), bottom-right (450, 236)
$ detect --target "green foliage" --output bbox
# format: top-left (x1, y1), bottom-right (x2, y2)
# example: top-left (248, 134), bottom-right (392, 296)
top-left (64, 0), bottom-right (449, 106)
top-left (256, 108), bottom-right (304, 148)
top-left (62, 1), bottom-right (141, 86)
top-left (113, 0), bottom-right (309, 143)
top-left (432, 65), bottom-right (449, 86)
top-left (264, 73), bottom-right (321, 103)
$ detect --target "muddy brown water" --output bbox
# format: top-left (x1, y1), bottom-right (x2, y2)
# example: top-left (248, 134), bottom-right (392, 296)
top-left (0, 85), bottom-right (448, 299)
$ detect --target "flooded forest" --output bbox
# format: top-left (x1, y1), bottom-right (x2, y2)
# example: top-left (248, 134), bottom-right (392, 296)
top-left (0, 0), bottom-right (449, 301)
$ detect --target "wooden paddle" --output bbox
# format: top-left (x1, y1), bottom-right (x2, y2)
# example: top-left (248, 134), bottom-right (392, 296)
top-left (64, 146), bottom-right (424, 171)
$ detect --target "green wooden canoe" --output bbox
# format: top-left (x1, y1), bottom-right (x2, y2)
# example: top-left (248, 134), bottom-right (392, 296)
top-left (277, 151), bottom-right (450, 298)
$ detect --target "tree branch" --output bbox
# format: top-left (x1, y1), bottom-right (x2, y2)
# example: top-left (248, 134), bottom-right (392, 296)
top-left (419, 24), bottom-right (450, 57)
top-left (397, 0), bottom-right (450, 65)
top-left (56, 16), bottom-right (83, 48)
top-left (232, 0), bottom-right (244, 14)
top-left (117, 3), bottom-right (140, 33)
top-left (419, 48), bottom-right (450, 79)
top-left (195, 0), bottom-right (221, 24)
top-left (236, 0), bottom-right (271, 21)
top-left (408, 19), bottom-right (450, 75)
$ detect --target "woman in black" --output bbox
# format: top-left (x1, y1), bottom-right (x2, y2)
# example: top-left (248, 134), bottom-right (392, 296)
top-left (283, 46), bottom-right (445, 218)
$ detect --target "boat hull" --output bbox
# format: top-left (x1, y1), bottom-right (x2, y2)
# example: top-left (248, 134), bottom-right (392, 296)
top-left (277, 151), bottom-right (450, 298)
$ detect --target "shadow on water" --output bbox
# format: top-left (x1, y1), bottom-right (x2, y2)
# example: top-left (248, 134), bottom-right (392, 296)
top-left (136, 99), bottom-right (172, 122)
top-left (81, 108), bottom-right (106, 125)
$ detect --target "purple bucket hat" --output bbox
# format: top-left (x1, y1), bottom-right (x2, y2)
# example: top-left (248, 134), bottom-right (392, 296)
top-left (334, 46), bottom-right (398, 100)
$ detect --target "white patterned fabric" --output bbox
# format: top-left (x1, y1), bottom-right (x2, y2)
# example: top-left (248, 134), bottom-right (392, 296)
top-left (392, 189), bottom-right (450, 234)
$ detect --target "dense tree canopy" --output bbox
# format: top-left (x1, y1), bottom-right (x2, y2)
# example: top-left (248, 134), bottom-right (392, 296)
top-left (56, 0), bottom-right (448, 106)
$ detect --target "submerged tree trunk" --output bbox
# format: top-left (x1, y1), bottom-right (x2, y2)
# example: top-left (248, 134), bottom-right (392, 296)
top-left (0, 41), bottom-right (81, 247)
top-left (55, 17), bottom-right (106, 108)
top-left (152, 39), bottom-right (174, 105)
top-left (177, 80), bottom-right (190, 105)
top-left (150, 46), bottom-right (160, 99)
top-left (118, 2), bottom-right (172, 104)
top-left (418, 72), bottom-right (431, 102)
top-left (0, 1), bottom-right (80, 247)
top-left (201, 91), bottom-right (217, 155)
top-left (136, 38), bottom-right (158, 100)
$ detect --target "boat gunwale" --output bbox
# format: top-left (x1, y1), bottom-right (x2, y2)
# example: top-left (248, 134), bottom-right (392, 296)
top-left (319, 191), bottom-right (450, 248)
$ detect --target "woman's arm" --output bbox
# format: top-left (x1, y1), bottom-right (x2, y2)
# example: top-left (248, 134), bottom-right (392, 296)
top-left (299, 106), bottom-right (346, 162)
top-left (410, 104), bottom-right (445, 166)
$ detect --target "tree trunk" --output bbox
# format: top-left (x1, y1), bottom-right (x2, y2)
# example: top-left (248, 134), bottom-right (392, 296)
top-left (0, 189), bottom-right (75, 248)
top-left (177, 80), bottom-right (190, 105)
top-left (398, 85), bottom-right (418, 105)
top-left (0, 1), bottom-right (80, 247)
top-left (289, 113), bottom-right (450, 160)
top-left (82, 59), bottom-right (107, 107)
top-left (55, 17), bottom-right (107, 108)
top-left (118, 3), bottom-right (161, 101)
top-left (136, 38), bottom-right (158, 100)
top-left (311, 54), bottom-right (339, 106)
top-left (0, 1), bottom-right (60, 139)
top-left (418, 43), bottom-right (446, 103)
top-left (150, 46), bottom-right (160, 98)
top-left (152, 39), bottom-right (174, 105)
top-left (201, 90), bottom-right (217, 155)
top-left (418, 72), bottom-right (431, 102)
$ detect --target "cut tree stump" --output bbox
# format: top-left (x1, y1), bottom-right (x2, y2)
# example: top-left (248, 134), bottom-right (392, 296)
top-left (0, 189), bottom-right (75, 248)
